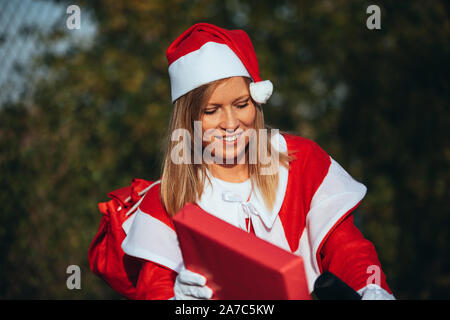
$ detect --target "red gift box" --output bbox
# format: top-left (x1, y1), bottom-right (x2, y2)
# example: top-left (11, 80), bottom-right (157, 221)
top-left (173, 203), bottom-right (311, 300)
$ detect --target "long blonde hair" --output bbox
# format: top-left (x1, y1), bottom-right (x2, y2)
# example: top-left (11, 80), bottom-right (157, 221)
top-left (160, 77), bottom-right (292, 216)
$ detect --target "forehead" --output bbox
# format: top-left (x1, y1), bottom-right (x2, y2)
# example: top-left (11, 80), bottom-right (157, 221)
top-left (207, 77), bottom-right (250, 104)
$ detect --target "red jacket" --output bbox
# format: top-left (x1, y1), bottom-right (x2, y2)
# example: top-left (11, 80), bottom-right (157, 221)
top-left (90, 133), bottom-right (392, 299)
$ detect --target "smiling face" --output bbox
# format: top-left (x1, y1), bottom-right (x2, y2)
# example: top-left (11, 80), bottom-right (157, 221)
top-left (201, 77), bottom-right (257, 163)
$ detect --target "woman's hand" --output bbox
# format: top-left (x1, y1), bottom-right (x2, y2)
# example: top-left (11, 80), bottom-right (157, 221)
top-left (174, 268), bottom-right (213, 300)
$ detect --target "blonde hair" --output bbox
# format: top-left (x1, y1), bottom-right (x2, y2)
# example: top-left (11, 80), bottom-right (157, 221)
top-left (160, 77), bottom-right (292, 216)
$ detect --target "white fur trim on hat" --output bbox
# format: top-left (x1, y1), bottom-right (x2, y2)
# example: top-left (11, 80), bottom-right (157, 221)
top-left (249, 80), bottom-right (273, 104)
top-left (169, 42), bottom-right (251, 102)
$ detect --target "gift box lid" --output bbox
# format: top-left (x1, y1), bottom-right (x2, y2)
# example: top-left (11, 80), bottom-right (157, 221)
top-left (173, 203), bottom-right (311, 300)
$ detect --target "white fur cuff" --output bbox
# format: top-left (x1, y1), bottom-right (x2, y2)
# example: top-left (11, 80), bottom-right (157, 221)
top-left (357, 284), bottom-right (396, 300)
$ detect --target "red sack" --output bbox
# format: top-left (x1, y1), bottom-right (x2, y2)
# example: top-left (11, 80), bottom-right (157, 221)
top-left (88, 178), bottom-right (157, 299)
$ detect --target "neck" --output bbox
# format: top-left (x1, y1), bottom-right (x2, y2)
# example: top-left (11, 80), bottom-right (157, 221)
top-left (209, 163), bottom-right (249, 183)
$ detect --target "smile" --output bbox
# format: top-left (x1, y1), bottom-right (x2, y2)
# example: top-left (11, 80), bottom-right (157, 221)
top-left (214, 131), bottom-right (243, 142)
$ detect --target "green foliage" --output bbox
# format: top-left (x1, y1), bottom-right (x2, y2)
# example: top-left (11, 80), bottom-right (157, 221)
top-left (0, 0), bottom-right (448, 299)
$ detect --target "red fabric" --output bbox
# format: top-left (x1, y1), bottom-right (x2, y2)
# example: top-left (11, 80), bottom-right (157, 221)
top-left (88, 178), bottom-right (152, 299)
top-left (166, 23), bottom-right (262, 82)
top-left (245, 217), bottom-right (255, 234)
top-left (138, 182), bottom-right (175, 230)
top-left (135, 261), bottom-right (177, 300)
top-left (173, 203), bottom-right (311, 300)
top-left (278, 134), bottom-right (331, 252)
top-left (319, 214), bottom-right (392, 294)
top-left (315, 201), bottom-right (362, 275)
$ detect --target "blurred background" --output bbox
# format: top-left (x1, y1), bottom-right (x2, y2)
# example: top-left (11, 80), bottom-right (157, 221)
top-left (0, 0), bottom-right (448, 299)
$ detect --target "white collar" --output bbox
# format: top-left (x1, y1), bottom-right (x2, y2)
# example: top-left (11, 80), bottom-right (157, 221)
top-left (196, 133), bottom-right (288, 230)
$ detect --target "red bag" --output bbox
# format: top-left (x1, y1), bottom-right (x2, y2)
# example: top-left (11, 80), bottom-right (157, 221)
top-left (88, 178), bottom-right (158, 299)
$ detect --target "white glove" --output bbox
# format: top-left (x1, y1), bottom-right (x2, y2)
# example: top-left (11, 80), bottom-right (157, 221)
top-left (358, 284), bottom-right (396, 300)
top-left (174, 268), bottom-right (213, 300)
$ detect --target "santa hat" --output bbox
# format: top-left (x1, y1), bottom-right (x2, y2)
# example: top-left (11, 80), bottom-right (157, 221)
top-left (166, 23), bottom-right (273, 104)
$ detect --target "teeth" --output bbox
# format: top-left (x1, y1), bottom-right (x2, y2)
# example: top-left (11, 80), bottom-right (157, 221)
top-left (224, 135), bottom-right (237, 142)
top-left (217, 132), bottom-right (242, 142)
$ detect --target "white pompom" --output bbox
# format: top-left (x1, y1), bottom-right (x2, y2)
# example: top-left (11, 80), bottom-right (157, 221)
top-left (249, 80), bottom-right (273, 104)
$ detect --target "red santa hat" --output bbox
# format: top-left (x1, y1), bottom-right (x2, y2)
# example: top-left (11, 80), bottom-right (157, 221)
top-left (166, 23), bottom-right (273, 104)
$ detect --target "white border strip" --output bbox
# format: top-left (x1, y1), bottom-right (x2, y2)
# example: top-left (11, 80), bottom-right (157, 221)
top-left (307, 158), bottom-right (367, 274)
top-left (122, 208), bottom-right (184, 273)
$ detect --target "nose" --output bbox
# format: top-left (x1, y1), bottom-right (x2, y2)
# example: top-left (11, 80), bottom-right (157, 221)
top-left (220, 108), bottom-right (239, 133)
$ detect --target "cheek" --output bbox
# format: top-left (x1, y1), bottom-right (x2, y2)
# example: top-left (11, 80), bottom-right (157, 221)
top-left (242, 104), bottom-right (257, 127)
top-left (200, 116), bottom-right (218, 145)
top-left (200, 114), bottom-right (214, 134)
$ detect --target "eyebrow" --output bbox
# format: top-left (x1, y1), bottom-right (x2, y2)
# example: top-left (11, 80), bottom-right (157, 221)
top-left (207, 94), bottom-right (250, 107)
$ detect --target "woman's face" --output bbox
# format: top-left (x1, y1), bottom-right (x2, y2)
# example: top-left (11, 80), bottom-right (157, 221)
top-left (201, 76), bottom-right (257, 163)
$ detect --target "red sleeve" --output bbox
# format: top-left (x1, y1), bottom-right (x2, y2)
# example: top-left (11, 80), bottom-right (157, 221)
top-left (319, 214), bottom-right (392, 294)
top-left (134, 260), bottom-right (177, 300)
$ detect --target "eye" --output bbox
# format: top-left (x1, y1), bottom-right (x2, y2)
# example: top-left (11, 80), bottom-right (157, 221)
top-left (236, 99), bottom-right (250, 109)
top-left (203, 108), bottom-right (217, 115)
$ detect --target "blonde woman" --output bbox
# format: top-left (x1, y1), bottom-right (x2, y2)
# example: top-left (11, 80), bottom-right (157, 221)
top-left (119, 23), bottom-right (394, 300)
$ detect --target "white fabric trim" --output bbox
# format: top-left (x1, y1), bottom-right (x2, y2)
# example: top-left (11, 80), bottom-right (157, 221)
top-left (358, 284), bottom-right (396, 300)
top-left (121, 208), bottom-right (184, 273)
top-left (294, 158), bottom-right (367, 292)
top-left (295, 230), bottom-right (317, 293)
top-left (169, 42), bottom-right (251, 102)
top-left (196, 132), bottom-right (289, 233)
top-left (251, 132), bottom-right (288, 229)
top-left (122, 212), bottom-right (136, 235)
top-left (251, 215), bottom-right (291, 252)
top-left (307, 158), bottom-right (367, 274)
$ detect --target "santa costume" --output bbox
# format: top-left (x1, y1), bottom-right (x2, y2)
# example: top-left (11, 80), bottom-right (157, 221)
top-left (107, 23), bottom-right (394, 300)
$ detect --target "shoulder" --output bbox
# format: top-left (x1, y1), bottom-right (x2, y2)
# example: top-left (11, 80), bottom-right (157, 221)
top-left (281, 133), bottom-right (331, 176)
top-left (282, 133), bottom-right (329, 159)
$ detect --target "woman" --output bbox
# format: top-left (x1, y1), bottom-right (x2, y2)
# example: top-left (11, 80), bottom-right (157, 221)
top-left (120, 23), bottom-right (394, 300)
